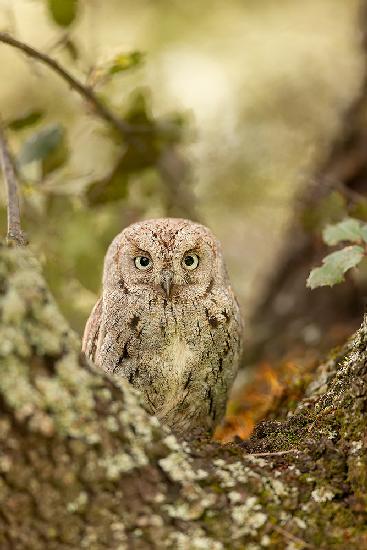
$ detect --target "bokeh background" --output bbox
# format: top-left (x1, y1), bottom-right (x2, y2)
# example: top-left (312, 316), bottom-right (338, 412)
top-left (1, 0), bottom-right (366, 439)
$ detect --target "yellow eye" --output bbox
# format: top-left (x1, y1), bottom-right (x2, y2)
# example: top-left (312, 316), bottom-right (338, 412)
top-left (134, 256), bottom-right (152, 271)
top-left (182, 253), bottom-right (199, 270)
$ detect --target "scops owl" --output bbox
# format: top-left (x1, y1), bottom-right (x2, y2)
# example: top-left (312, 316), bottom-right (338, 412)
top-left (82, 218), bottom-right (243, 434)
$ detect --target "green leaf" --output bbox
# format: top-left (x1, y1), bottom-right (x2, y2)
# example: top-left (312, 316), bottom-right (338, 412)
top-left (108, 51), bottom-right (144, 75)
top-left (307, 245), bottom-right (365, 289)
top-left (47, 0), bottom-right (78, 27)
top-left (89, 52), bottom-right (144, 88)
top-left (8, 111), bottom-right (44, 131)
top-left (322, 218), bottom-right (366, 245)
top-left (63, 38), bottom-right (79, 61)
top-left (86, 165), bottom-right (129, 206)
top-left (124, 89), bottom-right (152, 124)
top-left (18, 124), bottom-right (65, 166)
top-left (42, 138), bottom-right (69, 176)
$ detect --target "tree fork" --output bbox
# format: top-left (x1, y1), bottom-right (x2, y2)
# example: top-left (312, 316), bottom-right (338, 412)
top-left (0, 245), bottom-right (366, 549)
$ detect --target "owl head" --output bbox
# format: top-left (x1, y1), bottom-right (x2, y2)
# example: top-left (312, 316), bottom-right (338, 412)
top-left (103, 218), bottom-right (229, 301)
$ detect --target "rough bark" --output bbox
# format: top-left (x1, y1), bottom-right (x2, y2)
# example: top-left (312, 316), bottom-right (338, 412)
top-left (0, 245), bottom-right (366, 549)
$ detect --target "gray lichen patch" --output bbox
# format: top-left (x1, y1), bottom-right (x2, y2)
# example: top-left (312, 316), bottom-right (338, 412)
top-left (0, 247), bottom-right (160, 446)
top-left (0, 357), bottom-right (43, 418)
top-left (231, 496), bottom-right (267, 537)
top-left (167, 529), bottom-right (224, 550)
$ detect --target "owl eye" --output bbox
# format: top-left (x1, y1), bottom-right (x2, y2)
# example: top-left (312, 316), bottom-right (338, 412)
top-left (134, 256), bottom-right (152, 271)
top-left (182, 253), bottom-right (199, 270)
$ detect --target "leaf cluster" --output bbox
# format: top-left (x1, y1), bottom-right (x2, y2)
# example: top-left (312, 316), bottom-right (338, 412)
top-left (7, 85), bottom-right (186, 206)
top-left (307, 218), bottom-right (367, 289)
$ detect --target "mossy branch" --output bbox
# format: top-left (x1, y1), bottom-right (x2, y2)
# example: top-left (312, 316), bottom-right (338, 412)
top-left (0, 245), bottom-right (367, 548)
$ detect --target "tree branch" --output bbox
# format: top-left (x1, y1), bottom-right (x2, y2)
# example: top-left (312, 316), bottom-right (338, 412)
top-left (1, 245), bottom-right (367, 548)
top-left (0, 32), bottom-right (197, 220)
top-left (0, 122), bottom-right (27, 246)
top-left (0, 32), bottom-right (146, 138)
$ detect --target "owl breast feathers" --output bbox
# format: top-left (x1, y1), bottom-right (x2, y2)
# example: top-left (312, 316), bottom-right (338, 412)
top-left (82, 218), bottom-right (243, 434)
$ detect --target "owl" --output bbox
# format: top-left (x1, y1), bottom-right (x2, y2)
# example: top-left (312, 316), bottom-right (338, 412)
top-left (82, 218), bottom-right (243, 434)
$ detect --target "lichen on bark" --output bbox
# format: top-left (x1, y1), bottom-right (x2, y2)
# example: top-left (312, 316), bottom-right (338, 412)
top-left (0, 244), bottom-right (367, 549)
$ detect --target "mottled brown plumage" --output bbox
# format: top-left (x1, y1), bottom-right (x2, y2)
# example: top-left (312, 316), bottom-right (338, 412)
top-left (82, 218), bottom-right (243, 434)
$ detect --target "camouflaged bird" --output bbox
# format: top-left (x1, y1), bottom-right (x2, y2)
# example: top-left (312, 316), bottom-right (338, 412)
top-left (82, 218), bottom-right (243, 434)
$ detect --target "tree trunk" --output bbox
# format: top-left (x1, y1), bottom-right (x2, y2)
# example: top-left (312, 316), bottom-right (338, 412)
top-left (248, 2), bottom-right (367, 364)
top-left (0, 245), bottom-right (366, 549)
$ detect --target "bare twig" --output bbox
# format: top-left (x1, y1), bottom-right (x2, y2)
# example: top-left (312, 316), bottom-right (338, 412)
top-left (0, 32), bottom-right (146, 138)
top-left (272, 524), bottom-right (315, 549)
top-left (243, 449), bottom-right (299, 458)
top-left (0, 122), bottom-right (27, 246)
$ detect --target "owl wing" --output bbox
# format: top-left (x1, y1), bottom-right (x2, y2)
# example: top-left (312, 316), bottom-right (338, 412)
top-left (82, 296), bottom-right (103, 363)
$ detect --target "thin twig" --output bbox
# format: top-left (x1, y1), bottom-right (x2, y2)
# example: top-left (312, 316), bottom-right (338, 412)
top-left (0, 122), bottom-right (27, 246)
top-left (272, 524), bottom-right (315, 549)
top-left (0, 32), bottom-right (147, 138)
top-left (243, 449), bottom-right (299, 458)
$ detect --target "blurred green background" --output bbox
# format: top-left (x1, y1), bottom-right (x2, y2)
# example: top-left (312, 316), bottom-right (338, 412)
top-left (0, 0), bottom-right (363, 335)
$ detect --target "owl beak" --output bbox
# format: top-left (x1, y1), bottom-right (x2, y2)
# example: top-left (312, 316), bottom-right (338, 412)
top-left (161, 269), bottom-right (174, 298)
